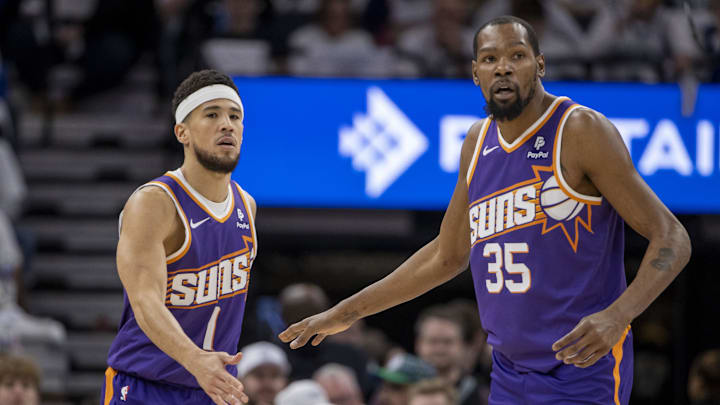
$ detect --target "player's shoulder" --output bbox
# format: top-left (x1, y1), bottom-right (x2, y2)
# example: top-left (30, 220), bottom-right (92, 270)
top-left (463, 119), bottom-right (487, 151)
top-left (564, 105), bottom-right (615, 137)
top-left (124, 184), bottom-right (176, 220)
top-left (234, 183), bottom-right (257, 217)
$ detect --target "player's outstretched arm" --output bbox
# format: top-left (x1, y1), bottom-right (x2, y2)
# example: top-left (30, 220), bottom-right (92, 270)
top-left (117, 187), bottom-right (248, 405)
top-left (552, 108), bottom-right (691, 368)
top-left (279, 121), bottom-right (485, 349)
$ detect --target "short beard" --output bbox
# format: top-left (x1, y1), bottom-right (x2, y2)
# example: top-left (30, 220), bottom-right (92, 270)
top-left (484, 76), bottom-right (537, 122)
top-left (192, 143), bottom-right (239, 174)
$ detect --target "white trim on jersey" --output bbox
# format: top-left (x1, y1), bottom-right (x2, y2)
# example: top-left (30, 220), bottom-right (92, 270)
top-left (236, 185), bottom-right (258, 258)
top-left (553, 105), bottom-right (603, 203)
top-left (497, 96), bottom-right (569, 150)
top-left (118, 183), bottom-right (191, 262)
top-left (170, 169), bottom-right (234, 219)
top-left (466, 118), bottom-right (490, 185)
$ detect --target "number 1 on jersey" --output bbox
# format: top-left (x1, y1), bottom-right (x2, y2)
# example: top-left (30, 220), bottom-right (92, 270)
top-left (203, 306), bottom-right (221, 350)
top-left (483, 242), bottom-right (531, 293)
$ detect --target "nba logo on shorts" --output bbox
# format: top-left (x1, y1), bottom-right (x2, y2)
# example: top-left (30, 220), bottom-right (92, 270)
top-left (120, 386), bottom-right (129, 401)
top-left (540, 175), bottom-right (584, 221)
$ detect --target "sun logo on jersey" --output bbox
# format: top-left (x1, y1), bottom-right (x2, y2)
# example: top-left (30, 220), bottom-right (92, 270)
top-left (469, 165), bottom-right (596, 252)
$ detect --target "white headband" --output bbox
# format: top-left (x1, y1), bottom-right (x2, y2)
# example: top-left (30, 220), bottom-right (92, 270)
top-left (174, 84), bottom-right (244, 124)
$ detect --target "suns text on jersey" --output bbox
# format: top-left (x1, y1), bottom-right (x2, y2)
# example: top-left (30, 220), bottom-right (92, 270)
top-left (469, 182), bottom-right (545, 245)
top-left (165, 252), bottom-right (251, 309)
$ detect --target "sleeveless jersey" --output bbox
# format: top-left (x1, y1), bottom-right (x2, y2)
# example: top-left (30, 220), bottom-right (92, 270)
top-left (467, 97), bottom-right (626, 373)
top-left (107, 170), bottom-right (257, 387)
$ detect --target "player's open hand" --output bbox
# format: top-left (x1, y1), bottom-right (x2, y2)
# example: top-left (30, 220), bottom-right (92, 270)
top-left (552, 307), bottom-right (630, 368)
top-left (188, 351), bottom-right (249, 405)
top-left (278, 307), bottom-right (356, 349)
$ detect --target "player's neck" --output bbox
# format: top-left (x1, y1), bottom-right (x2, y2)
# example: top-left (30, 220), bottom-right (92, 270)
top-left (495, 89), bottom-right (552, 144)
top-left (179, 162), bottom-right (231, 203)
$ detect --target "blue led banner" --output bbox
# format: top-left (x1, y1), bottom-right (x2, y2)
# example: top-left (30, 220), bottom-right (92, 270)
top-left (231, 77), bottom-right (720, 213)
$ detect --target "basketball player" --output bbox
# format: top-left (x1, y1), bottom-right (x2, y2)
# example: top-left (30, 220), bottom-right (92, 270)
top-left (102, 70), bottom-right (257, 405)
top-left (280, 16), bottom-right (691, 404)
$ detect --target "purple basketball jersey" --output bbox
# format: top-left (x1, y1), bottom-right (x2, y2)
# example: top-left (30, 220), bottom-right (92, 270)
top-left (467, 97), bottom-right (627, 373)
top-left (107, 171), bottom-right (257, 388)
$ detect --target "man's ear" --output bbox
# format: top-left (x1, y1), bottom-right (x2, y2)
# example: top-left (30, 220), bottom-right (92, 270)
top-left (536, 53), bottom-right (546, 78)
top-left (471, 60), bottom-right (481, 86)
top-left (174, 123), bottom-right (189, 146)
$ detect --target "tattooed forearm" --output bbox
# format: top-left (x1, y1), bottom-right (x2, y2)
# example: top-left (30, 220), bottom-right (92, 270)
top-left (651, 248), bottom-right (675, 272)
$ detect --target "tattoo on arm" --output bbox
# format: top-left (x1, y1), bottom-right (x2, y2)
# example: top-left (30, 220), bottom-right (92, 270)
top-left (651, 248), bottom-right (675, 272)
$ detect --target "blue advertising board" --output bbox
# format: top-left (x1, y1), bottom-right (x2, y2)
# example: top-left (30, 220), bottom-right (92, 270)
top-left (232, 77), bottom-right (720, 213)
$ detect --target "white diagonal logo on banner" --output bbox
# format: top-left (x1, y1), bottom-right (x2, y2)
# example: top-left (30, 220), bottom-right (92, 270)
top-left (339, 87), bottom-right (428, 197)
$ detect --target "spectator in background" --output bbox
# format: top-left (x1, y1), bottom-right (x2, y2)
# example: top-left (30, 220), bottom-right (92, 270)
top-left (688, 349), bottom-right (720, 405)
top-left (0, 353), bottom-right (41, 405)
top-left (584, 0), bottom-right (692, 82)
top-left (371, 353), bottom-right (436, 405)
top-left (446, 299), bottom-right (490, 397)
top-left (202, 0), bottom-right (282, 76)
top-left (274, 379), bottom-right (333, 405)
top-left (288, 0), bottom-right (385, 77)
top-left (314, 363), bottom-right (365, 405)
top-left (407, 378), bottom-right (457, 405)
top-left (279, 283), bottom-right (371, 394)
top-left (396, 0), bottom-right (475, 78)
top-left (414, 306), bottom-right (484, 405)
top-left (238, 342), bottom-right (290, 405)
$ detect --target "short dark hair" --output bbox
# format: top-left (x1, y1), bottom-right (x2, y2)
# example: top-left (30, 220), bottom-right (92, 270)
top-left (0, 354), bottom-right (41, 389)
top-left (473, 15), bottom-right (540, 60)
top-left (415, 305), bottom-right (468, 343)
top-left (407, 378), bottom-right (457, 405)
top-left (172, 69), bottom-right (239, 121)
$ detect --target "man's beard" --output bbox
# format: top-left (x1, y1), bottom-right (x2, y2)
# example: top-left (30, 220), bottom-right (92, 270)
top-left (484, 76), bottom-right (537, 121)
top-left (192, 143), bottom-right (240, 174)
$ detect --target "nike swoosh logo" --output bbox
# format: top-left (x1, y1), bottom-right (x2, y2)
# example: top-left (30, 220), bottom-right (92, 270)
top-left (190, 217), bottom-right (210, 229)
top-left (482, 145), bottom-right (499, 156)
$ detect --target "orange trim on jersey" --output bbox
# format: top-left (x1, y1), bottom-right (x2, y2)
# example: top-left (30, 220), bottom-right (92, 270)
top-left (471, 218), bottom-right (546, 247)
top-left (104, 367), bottom-right (117, 405)
top-left (166, 237), bottom-right (253, 275)
top-left (467, 119), bottom-right (491, 185)
top-left (612, 326), bottom-right (631, 405)
top-left (551, 105), bottom-right (602, 206)
top-left (468, 164), bottom-right (594, 251)
top-left (166, 288), bottom-right (248, 309)
top-left (498, 97), bottom-right (569, 153)
top-left (146, 181), bottom-right (192, 265)
top-left (165, 172), bottom-right (235, 223)
top-left (235, 183), bottom-right (256, 255)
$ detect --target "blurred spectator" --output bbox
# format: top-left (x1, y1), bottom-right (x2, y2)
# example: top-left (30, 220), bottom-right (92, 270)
top-left (407, 378), bottom-right (457, 405)
top-left (676, 0), bottom-right (720, 82)
top-left (274, 379), bottom-right (333, 405)
top-left (473, 0), bottom-right (608, 80)
top-left (584, 0), bottom-right (692, 82)
top-left (414, 306), bottom-right (485, 405)
top-left (314, 363), bottom-right (365, 405)
top-left (446, 299), bottom-right (490, 395)
top-left (0, 353), bottom-right (40, 405)
top-left (688, 349), bottom-right (720, 405)
top-left (67, 0), bottom-right (159, 104)
top-left (371, 353), bottom-right (436, 405)
top-left (288, 0), bottom-right (385, 77)
top-left (279, 283), bottom-right (372, 395)
top-left (202, 0), bottom-right (280, 76)
top-left (396, 0), bottom-right (474, 78)
top-left (238, 341), bottom-right (290, 405)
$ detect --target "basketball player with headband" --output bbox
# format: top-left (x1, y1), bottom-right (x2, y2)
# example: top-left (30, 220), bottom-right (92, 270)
top-left (280, 17), bottom-right (691, 404)
top-left (102, 70), bottom-right (257, 405)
